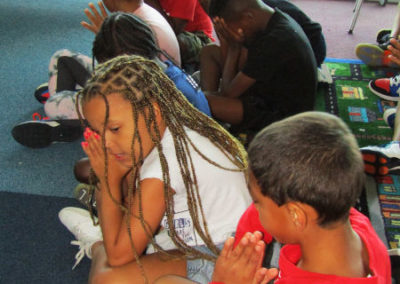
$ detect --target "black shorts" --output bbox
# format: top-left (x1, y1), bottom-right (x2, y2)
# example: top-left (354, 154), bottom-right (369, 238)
top-left (229, 95), bottom-right (280, 146)
top-left (239, 95), bottom-right (279, 132)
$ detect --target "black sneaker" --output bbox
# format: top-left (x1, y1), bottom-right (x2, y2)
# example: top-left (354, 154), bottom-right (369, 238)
top-left (34, 83), bottom-right (50, 104)
top-left (11, 119), bottom-right (83, 148)
top-left (376, 29), bottom-right (391, 44)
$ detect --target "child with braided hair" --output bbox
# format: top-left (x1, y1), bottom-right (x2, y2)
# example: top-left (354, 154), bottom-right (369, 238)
top-left (58, 54), bottom-right (252, 283)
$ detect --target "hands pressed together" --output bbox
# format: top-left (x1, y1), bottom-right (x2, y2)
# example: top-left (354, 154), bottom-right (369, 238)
top-left (81, 127), bottom-right (130, 187)
top-left (212, 231), bottom-right (279, 284)
top-left (213, 17), bottom-right (245, 47)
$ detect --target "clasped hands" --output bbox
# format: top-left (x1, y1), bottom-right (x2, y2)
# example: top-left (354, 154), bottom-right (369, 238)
top-left (81, 127), bottom-right (130, 187)
top-left (212, 231), bottom-right (279, 284)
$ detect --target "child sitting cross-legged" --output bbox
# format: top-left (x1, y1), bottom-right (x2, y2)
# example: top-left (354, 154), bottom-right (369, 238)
top-left (155, 111), bottom-right (392, 284)
top-left (58, 55), bottom-right (251, 283)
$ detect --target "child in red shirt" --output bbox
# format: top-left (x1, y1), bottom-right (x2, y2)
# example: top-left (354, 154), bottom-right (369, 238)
top-left (155, 111), bottom-right (392, 284)
top-left (232, 204), bottom-right (391, 283)
top-left (221, 111), bottom-right (391, 284)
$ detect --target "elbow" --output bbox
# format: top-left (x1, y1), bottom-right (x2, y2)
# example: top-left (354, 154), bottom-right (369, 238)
top-left (105, 245), bottom-right (145, 267)
top-left (106, 252), bottom-right (132, 267)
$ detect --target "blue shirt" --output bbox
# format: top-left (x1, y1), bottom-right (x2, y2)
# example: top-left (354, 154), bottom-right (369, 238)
top-left (164, 60), bottom-right (212, 117)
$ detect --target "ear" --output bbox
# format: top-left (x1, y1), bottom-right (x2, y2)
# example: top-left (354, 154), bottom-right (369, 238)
top-left (152, 102), bottom-right (161, 116)
top-left (286, 202), bottom-right (307, 231)
top-left (242, 10), bottom-right (255, 25)
top-left (151, 102), bottom-right (164, 127)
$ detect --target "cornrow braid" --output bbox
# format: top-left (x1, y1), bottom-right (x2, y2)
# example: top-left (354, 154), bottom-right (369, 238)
top-left (76, 55), bottom-right (248, 280)
top-left (92, 12), bottom-right (159, 64)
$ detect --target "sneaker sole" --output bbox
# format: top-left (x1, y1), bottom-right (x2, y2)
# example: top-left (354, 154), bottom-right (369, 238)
top-left (368, 81), bottom-right (400, 101)
top-left (355, 44), bottom-right (398, 68)
top-left (361, 149), bottom-right (400, 176)
top-left (11, 120), bottom-right (82, 148)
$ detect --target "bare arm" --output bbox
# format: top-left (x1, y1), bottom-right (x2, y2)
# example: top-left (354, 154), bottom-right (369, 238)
top-left (213, 17), bottom-right (255, 98)
top-left (95, 177), bottom-right (166, 266)
top-left (390, 3), bottom-right (400, 39)
top-left (83, 129), bottom-right (166, 267)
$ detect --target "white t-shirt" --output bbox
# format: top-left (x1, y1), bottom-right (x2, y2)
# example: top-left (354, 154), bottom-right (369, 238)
top-left (141, 127), bottom-right (251, 252)
top-left (134, 4), bottom-right (181, 67)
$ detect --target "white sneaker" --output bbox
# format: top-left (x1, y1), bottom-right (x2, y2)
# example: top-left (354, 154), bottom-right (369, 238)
top-left (383, 108), bottom-right (396, 129)
top-left (59, 207), bottom-right (103, 269)
top-left (317, 63), bottom-right (333, 84)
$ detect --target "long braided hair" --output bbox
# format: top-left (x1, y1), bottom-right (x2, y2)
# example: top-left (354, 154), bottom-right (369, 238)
top-left (76, 55), bottom-right (247, 279)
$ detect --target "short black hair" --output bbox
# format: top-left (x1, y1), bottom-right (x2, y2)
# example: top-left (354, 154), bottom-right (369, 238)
top-left (209, 0), bottom-right (255, 21)
top-left (92, 12), bottom-right (159, 63)
top-left (248, 111), bottom-right (365, 226)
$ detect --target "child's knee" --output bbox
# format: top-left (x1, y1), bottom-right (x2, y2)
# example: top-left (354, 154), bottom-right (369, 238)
top-left (44, 90), bottom-right (78, 119)
top-left (74, 157), bottom-right (91, 184)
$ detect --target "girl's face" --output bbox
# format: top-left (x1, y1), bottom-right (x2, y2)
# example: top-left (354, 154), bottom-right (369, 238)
top-left (83, 92), bottom-right (156, 168)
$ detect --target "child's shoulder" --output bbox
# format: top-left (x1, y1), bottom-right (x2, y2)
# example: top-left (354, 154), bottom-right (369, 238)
top-left (349, 208), bottom-right (391, 282)
top-left (349, 208), bottom-right (389, 256)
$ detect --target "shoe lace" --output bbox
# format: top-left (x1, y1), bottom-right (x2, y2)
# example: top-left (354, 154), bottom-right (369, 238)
top-left (71, 239), bottom-right (93, 270)
top-left (69, 222), bottom-right (101, 269)
top-left (32, 112), bottom-right (49, 121)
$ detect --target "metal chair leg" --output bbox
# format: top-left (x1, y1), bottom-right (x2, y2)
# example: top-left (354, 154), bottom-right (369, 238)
top-left (348, 0), bottom-right (364, 34)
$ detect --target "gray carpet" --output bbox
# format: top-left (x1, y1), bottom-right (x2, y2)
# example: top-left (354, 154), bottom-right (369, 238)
top-left (1, 0), bottom-right (94, 282)
top-left (0, 0), bottom-right (92, 198)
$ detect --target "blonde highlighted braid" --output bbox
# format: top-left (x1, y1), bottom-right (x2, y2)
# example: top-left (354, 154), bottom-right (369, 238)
top-left (76, 55), bottom-right (248, 281)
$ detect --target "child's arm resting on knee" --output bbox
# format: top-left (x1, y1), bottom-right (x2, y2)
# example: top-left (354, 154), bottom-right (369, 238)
top-left (96, 177), bottom-right (166, 267)
top-left (211, 232), bottom-right (278, 284)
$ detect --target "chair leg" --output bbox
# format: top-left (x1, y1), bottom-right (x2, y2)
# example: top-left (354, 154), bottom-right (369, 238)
top-left (348, 0), bottom-right (364, 34)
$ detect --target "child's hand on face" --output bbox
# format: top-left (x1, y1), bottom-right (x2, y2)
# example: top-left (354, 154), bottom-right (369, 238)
top-left (212, 231), bottom-right (279, 284)
top-left (81, 128), bottom-right (129, 187)
top-left (213, 17), bottom-right (245, 46)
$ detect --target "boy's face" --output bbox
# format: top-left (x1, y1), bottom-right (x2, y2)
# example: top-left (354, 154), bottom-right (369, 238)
top-left (248, 170), bottom-right (295, 244)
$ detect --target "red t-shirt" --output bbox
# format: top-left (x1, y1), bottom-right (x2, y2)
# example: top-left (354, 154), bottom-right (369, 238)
top-left (159, 0), bottom-right (214, 40)
top-left (276, 208), bottom-right (391, 283)
top-left (234, 203), bottom-right (273, 247)
top-left (235, 205), bottom-right (391, 283)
